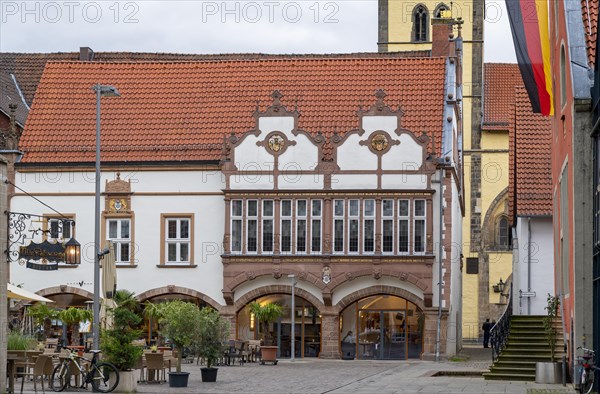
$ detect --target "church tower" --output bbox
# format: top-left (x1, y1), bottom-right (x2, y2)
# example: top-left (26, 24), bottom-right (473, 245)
top-left (378, 0), bottom-right (486, 343)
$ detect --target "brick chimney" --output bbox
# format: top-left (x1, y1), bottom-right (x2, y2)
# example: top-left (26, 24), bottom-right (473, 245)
top-left (431, 18), bottom-right (454, 57)
top-left (79, 47), bottom-right (95, 61)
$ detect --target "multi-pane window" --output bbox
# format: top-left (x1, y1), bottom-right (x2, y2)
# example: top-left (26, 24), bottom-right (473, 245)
top-left (398, 200), bottom-right (410, 253)
top-left (231, 200), bottom-right (243, 253)
top-left (311, 200), bottom-right (322, 253)
top-left (413, 200), bottom-right (426, 253)
top-left (333, 200), bottom-right (344, 253)
top-left (247, 200), bottom-right (258, 253)
top-left (262, 200), bottom-right (274, 253)
top-left (348, 200), bottom-right (360, 253)
top-left (48, 218), bottom-right (72, 240)
top-left (364, 199), bottom-right (375, 253)
top-left (382, 200), bottom-right (394, 253)
top-left (297, 200), bottom-right (307, 253)
top-left (229, 197), bottom-right (429, 256)
top-left (107, 218), bottom-right (131, 263)
top-left (281, 200), bottom-right (292, 253)
top-left (166, 218), bottom-right (190, 263)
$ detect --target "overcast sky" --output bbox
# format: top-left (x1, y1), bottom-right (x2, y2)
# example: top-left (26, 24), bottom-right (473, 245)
top-left (0, 0), bottom-right (516, 62)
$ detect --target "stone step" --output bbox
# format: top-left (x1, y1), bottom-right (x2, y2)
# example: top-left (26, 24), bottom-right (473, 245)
top-left (483, 372), bottom-right (535, 381)
top-left (489, 366), bottom-right (536, 375)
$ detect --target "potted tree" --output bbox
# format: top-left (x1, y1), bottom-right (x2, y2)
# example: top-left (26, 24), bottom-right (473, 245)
top-left (196, 307), bottom-right (230, 382)
top-left (535, 294), bottom-right (562, 384)
top-left (101, 292), bottom-right (144, 392)
top-left (159, 300), bottom-right (202, 388)
top-left (26, 303), bottom-right (59, 341)
top-left (248, 302), bottom-right (283, 365)
top-left (57, 307), bottom-right (93, 349)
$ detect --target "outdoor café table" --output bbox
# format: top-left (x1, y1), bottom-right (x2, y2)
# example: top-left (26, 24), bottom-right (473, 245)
top-left (7, 350), bottom-right (42, 393)
top-left (7, 352), bottom-right (19, 394)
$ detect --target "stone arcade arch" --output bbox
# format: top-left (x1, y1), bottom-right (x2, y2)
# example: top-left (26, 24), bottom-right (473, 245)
top-left (136, 285), bottom-right (222, 311)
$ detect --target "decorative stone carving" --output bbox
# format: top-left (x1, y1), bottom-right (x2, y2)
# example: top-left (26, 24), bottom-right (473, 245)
top-left (345, 272), bottom-right (354, 281)
top-left (373, 268), bottom-right (382, 280)
top-left (268, 134), bottom-right (285, 152)
top-left (371, 133), bottom-right (389, 151)
top-left (167, 285), bottom-right (175, 293)
top-left (400, 272), bottom-right (408, 281)
top-left (298, 271), bottom-right (308, 281)
top-left (246, 271), bottom-right (256, 280)
top-left (322, 266), bottom-right (331, 285)
top-left (273, 269), bottom-right (282, 279)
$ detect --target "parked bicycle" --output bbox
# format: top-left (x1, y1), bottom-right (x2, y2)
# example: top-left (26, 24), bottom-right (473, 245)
top-left (50, 347), bottom-right (119, 393)
top-left (578, 346), bottom-right (597, 394)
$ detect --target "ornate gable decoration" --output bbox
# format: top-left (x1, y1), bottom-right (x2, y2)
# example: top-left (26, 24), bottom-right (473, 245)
top-left (358, 89), bottom-right (405, 128)
top-left (253, 90), bottom-right (300, 120)
top-left (104, 173), bottom-right (132, 213)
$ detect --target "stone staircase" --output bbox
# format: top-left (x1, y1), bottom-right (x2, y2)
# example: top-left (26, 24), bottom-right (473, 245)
top-left (483, 315), bottom-right (564, 381)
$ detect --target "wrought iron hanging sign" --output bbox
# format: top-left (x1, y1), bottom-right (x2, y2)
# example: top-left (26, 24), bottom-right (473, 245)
top-left (7, 211), bottom-right (81, 270)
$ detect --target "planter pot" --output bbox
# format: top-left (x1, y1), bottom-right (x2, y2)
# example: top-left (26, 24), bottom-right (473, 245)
top-left (168, 372), bottom-right (190, 388)
top-left (200, 367), bottom-right (218, 382)
top-left (535, 362), bottom-right (562, 384)
top-left (260, 346), bottom-right (278, 365)
top-left (114, 370), bottom-right (137, 393)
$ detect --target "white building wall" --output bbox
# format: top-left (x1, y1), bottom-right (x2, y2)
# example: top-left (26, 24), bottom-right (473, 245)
top-left (513, 216), bottom-right (554, 315)
top-left (10, 169), bottom-right (227, 306)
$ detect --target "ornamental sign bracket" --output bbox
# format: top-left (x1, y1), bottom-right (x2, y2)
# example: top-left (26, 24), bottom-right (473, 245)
top-left (6, 211), bottom-right (81, 270)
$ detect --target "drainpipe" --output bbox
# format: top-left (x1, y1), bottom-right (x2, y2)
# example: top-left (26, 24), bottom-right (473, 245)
top-left (527, 217), bottom-right (531, 315)
top-left (435, 165), bottom-right (445, 362)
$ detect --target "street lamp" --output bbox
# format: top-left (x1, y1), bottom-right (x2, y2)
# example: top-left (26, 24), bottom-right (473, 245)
top-left (288, 274), bottom-right (297, 362)
top-left (91, 84), bottom-right (120, 350)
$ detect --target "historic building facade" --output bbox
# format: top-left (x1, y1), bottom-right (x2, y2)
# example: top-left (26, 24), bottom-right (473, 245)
top-left (9, 49), bottom-right (463, 359)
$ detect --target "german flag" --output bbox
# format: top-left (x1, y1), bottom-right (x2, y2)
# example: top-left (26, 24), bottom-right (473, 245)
top-left (506, 0), bottom-right (554, 116)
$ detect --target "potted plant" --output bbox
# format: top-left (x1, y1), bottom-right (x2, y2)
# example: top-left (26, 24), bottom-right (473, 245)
top-left (26, 303), bottom-right (59, 341)
top-left (196, 307), bottom-right (230, 382)
top-left (101, 304), bottom-right (144, 392)
top-left (7, 329), bottom-right (36, 350)
top-left (159, 300), bottom-right (202, 388)
top-left (57, 307), bottom-right (93, 348)
top-left (535, 294), bottom-right (562, 384)
top-left (248, 302), bottom-right (283, 365)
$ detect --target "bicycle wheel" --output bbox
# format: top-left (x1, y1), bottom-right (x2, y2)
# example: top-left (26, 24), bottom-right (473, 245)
top-left (580, 368), bottom-right (594, 394)
top-left (50, 363), bottom-right (69, 392)
top-left (90, 362), bottom-right (119, 393)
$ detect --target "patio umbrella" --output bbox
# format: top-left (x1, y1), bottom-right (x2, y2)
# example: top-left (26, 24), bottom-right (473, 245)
top-left (7, 283), bottom-right (54, 303)
top-left (100, 298), bottom-right (117, 330)
top-left (100, 241), bottom-right (117, 329)
top-left (101, 241), bottom-right (117, 299)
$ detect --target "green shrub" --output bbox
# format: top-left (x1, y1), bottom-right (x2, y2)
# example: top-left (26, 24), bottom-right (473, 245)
top-left (101, 307), bottom-right (144, 371)
top-left (8, 330), bottom-right (36, 350)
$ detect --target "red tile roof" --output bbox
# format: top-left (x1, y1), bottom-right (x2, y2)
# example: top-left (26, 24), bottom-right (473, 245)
top-left (582, 0), bottom-right (598, 68)
top-left (0, 51), bottom-right (432, 107)
top-left (508, 87), bottom-right (552, 219)
top-left (21, 58), bottom-right (447, 164)
top-left (483, 63), bottom-right (524, 131)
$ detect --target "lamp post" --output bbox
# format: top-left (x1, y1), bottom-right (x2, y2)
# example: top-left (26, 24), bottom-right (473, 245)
top-left (92, 84), bottom-right (120, 350)
top-left (288, 274), bottom-right (296, 362)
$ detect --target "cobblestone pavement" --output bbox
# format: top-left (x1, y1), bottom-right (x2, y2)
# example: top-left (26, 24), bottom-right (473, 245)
top-left (18, 346), bottom-right (577, 394)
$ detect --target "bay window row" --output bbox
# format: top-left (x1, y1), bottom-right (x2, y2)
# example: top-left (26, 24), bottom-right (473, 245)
top-left (230, 198), bottom-right (428, 255)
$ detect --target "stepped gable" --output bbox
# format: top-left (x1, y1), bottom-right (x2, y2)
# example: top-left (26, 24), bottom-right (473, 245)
top-left (21, 57), bottom-right (447, 164)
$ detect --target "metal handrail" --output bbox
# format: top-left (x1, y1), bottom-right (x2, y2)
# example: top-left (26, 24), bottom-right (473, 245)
top-left (490, 282), bottom-right (513, 362)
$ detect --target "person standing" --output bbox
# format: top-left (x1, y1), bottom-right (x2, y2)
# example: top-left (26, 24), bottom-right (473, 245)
top-left (482, 319), bottom-right (492, 348)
